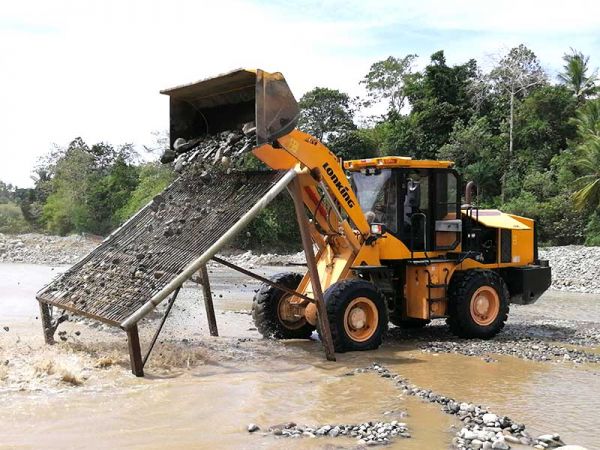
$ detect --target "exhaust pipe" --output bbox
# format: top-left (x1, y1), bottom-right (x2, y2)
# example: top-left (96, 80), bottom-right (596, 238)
top-left (464, 180), bottom-right (477, 206)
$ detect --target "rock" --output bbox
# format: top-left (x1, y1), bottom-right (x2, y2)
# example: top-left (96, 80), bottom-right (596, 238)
top-left (247, 424), bottom-right (259, 432)
top-left (160, 149), bottom-right (177, 164)
top-left (504, 435), bottom-right (520, 444)
top-left (492, 437), bottom-right (510, 449)
top-left (472, 439), bottom-right (484, 449)
top-left (461, 429), bottom-right (478, 440)
top-left (538, 434), bottom-right (566, 446)
top-left (482, 413), bottom-right (498, 424)
top-left (555, 446), bottom-right (589, 450)
top-left (3, 326), bottom-right (8, 332)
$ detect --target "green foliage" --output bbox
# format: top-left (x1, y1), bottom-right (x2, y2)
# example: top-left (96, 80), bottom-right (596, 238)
top-left (584, 212), bottom-right (600, 246)
top-left (39, 138), bottom-right (141, 235)
top-left (116, 163), bottom-right (175, 221)
top-left (571, 99), bottom-right (600, 210)
top-left (361, 54), bottom-right (417, 112)
top-left (234, 194), bottom-right (300, 252)
top-left (384, 51), bottom-right (478, 159)
top-left (513, 86), bottom-right (577, 169)
top-left (298, 87), bottom-right (356, 142)
top-left (0, 203), bottom-right (30, 233)
top-left (558, 48), bottom-right (598, 101)
top-left (328, 129), bottom-right (378, 160)
top-left (503, 192), bottom-right (585, 245)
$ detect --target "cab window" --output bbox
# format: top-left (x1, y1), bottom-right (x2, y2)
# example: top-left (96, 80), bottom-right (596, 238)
top-left (351, 169), bottom-right (398, 234)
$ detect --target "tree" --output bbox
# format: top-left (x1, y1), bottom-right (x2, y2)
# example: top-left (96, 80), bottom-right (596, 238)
top-left (328, 129), bottom-right (378, 160)
top-left (512, 85), bottom-right (577, 172)
top-left (360, 54), bottom-right (417, 113)
top-left (490, 45), bottom-right (547, 200)
top-left (385, 51), bottom-right (478, 159)
top-left (40, 138), bottom-right (141, 235)
top-left (298, 87), bottom-right (356, 142)
top-left (571, 100), bottom-right (600, 209)
top-left (558, 48), bottom-right (598, 102)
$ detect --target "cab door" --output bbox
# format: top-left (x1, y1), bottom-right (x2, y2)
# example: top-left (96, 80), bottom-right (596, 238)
top-left (398, 169), bottom-right (461, 253)
top-left (433, 170), bottom-right (461, 251)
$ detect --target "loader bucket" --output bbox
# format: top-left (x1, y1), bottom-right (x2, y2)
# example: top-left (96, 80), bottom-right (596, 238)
top-left (161, 69), bottom-right (299, 148)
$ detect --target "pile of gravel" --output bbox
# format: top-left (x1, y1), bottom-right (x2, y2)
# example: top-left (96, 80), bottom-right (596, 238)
top-left (222, 250), bottom-right (305, 268)
top-left (248, 420), bottom-right (410, 445)
top-left (539, 246), bottom-right (600, 294)
top-left (387, 320), bottom-right (600, 365)
top-left (0, 233), bottom-right (98, 265)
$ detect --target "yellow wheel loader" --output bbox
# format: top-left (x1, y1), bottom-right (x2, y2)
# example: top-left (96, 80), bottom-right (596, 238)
top-left (163, 69), bottom-right (551, 354)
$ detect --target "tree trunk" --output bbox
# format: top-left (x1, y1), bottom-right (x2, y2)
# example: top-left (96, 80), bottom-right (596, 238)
top-left (501, 91), bottom-right (515, 203)
top-left (509, 90), bottom-right (514, 159)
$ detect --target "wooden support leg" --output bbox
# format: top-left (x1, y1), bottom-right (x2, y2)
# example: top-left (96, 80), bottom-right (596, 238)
top-left (199, 264), bottom-right (218, 337)
top-left (39, 301), bottom-right (55, 345)
top-left (288, 178), bottom-right (336, 361)
top-left (127, 324), bottom-right (144, 377)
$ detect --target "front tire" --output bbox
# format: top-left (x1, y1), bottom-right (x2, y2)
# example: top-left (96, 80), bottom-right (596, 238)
top-left (447, 270), bottom-right (509, 339)
top-left (252, 272), bottom-right (315, 339)
top-left (319, 279), bottom-right (388, 352)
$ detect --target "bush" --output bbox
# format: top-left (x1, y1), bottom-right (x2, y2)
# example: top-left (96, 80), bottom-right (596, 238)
top-left (584, 212), bottom-right (600, 246)
top-left (234, 193), bottom-right (301, 252)
top-left (503, 192), bottom-right (586, 245)
top-left (0, 203), bottom-right (31, 233)
top-left (116, 163), bottom-right (174, 222)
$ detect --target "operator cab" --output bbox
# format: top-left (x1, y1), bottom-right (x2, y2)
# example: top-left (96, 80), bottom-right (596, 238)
top-left (346, 157), bottom-right (461, 253)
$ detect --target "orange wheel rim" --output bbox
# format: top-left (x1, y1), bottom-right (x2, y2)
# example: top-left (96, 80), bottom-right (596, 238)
top-left (343, 297), bottom-right (378, 342)
top-left (277, 294), bottom-right (306, 330)
top-left (469, 286), bottom-right (500, 326)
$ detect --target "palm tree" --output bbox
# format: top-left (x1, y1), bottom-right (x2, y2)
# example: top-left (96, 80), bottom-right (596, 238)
top-left (558, 49), bottom-right (598, 102)
top-left (572, 100), bottom-right (600, 209)
top-left (573, 140), bottom-right (600, 209)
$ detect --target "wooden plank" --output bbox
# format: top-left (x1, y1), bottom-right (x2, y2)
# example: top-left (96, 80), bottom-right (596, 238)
top-left (38, 301), bottom-right (55, 345)
top-left (288, 178), bottom-right (336, 361)
top-left (199, 265), bottom-right (218, 337)
top-left (127, 324), bottom-right (144, 377)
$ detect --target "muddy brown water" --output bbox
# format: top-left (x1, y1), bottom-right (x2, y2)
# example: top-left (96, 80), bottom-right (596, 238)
top-left (1, 263), bottom-right (599, 449)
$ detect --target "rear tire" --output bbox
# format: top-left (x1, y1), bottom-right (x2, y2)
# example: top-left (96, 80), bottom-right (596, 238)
top-left (252, 272), bottom-right (315, 339)
top-left (447, 270), bottom-right (509, 339)
top-left (319, 279), bottom-right (388, 352)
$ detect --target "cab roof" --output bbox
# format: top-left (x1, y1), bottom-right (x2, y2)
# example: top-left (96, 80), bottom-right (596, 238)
top-left (344, 156), bottom-right (454, 171)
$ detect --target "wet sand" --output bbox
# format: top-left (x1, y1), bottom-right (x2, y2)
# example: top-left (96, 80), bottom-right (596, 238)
top-left (1, 263), bottom-right (599, 449)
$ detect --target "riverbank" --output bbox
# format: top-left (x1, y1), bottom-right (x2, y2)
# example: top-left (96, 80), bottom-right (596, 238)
top-left (2, 233), bottom-right (600, 294)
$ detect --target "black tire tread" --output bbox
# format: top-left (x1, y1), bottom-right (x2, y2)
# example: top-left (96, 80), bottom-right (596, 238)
top-left (252, 272), bottom-right (314, 339)
top-left (318, 279), bottom-right (388, 352)
top-left (446, 269), bottom-right (509, 339)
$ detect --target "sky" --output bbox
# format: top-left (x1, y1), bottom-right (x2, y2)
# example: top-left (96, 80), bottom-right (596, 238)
top-left (1, 0), bottom-right (600, 187)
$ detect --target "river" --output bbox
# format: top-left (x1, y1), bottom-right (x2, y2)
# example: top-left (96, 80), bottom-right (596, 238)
top-left (0, 263), bottom-right (598, 449)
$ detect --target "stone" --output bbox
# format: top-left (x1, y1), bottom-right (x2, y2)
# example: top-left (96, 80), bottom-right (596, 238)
top-left (555, 446), bottom-right (589, 450)
top-left (247, 424), bottom-right (259, 432)
top-left (460, 428), bottom-right (478, 440)
top-left (492, 437), bottom-right (510, 450)
top-left (482, 413), bottom-right (498, 424)
top-left (472, 439), bottom-right (483, 449)
top-left (504, 435), bottom-right (520, 444)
